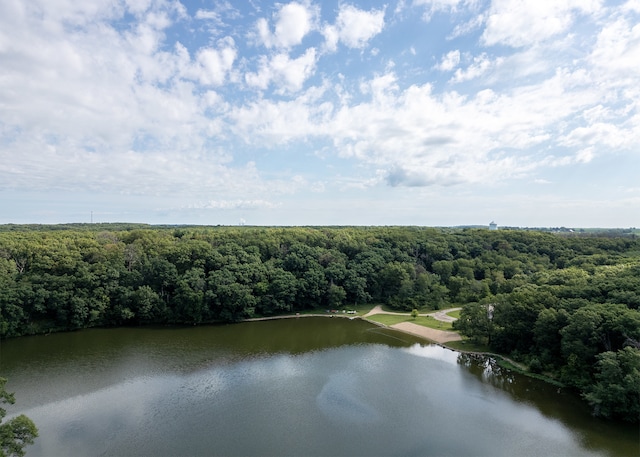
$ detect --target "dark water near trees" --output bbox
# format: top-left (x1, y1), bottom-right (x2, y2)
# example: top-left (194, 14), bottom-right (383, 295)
top-left (1, 317), bottom-right (638, 456)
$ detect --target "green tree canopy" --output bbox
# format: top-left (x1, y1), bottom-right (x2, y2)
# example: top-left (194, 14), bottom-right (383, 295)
top-left (0, 377), bottom-right (38, 457)
top-left (584, 347), bottom-right (640, 422)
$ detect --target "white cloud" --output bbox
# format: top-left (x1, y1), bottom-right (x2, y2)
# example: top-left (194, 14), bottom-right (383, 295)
top-left (255, 2), bottom-right (316, 49)
top-left (194, 2), bottom-right (240, 23)
top-left (482, 0), bottom-right (603, 47)
top-left (2, 0), bottom-right (639, 226)
top-left (124, 0), bottom-right (153, 16)
top-left (245, 48), bottom-right (317, 93)
top-left (231, 66), bottom-right (603, 187)
top-left (1, 143), bottom-right (232, 195)
top-left (195, 9), bottom-right (220, 21)
top-left (192, 37), bottom-right (237, 86)
top-left (189, 199), bottom-right (281, 210)
top-left (543, 147), bottom-right (595, 167)
top-left (321, 24), bottom-right (340, 52)
top-left (0, 0), bottom-right (241, 196)
top-left (575, 148), bottom-right (595, 164)
top-left (449, 13), bottom-right (485, 38)
top-left (6, 0), bottom-right (122, 26)
top-left (322, 4), bottom-right (385, 51)
top-left (561, 122), bottom-right (635, 150)
top-left (435, 49), bottom-right (460, 71)
top-left (413, 0), bottom-right (475, 21)
top-left (229, 83), bottom-right (331, 145)
top-left (450, 53), bottom-right (503, 83)
top-left (623, 0), bottom-right (640, 13)
top-left (336, 4), bottom-right (386, 48)
top-left (359, 72), bottom-right (399, 99)
top-left (589, 15), bottom-right (640, 82)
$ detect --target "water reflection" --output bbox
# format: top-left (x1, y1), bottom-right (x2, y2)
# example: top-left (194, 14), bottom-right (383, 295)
top-left (401, 343), bottom-right (459, 364)
top-left (1, 320), bottom-right (638, 457)
top-left (456, 352), bottom-right (639, 456)
top-left (458, 353), bottom-right (518, 391)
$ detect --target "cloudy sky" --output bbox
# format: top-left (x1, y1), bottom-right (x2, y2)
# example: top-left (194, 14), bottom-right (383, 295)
top-left (1, 0), bottom-right (639, 227)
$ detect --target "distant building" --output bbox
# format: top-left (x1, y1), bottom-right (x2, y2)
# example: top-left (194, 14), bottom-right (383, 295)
top-left (489, 221), bottom-right (497, 230)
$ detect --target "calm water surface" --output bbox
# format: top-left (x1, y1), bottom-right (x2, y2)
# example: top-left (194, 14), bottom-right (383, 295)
top-left (1, 317), bottom-right (638, 456)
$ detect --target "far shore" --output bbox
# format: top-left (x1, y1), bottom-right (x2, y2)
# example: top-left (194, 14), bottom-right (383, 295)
top-left (244, 305), bottom-right (463, 345)
top-left (244, 308), bottom-right (550, 383)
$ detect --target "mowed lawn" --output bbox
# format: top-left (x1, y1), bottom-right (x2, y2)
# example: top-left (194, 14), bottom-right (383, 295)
top-left (446, 309), bottom-right (461, 319)
top-left (366, 314), bottom-right (455, 331)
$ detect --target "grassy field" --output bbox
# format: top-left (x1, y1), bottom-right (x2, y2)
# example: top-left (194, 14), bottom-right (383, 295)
top-left (445, 309), bottom-right (460, 319)
top-left (365, 314), bottom-right (455, 331)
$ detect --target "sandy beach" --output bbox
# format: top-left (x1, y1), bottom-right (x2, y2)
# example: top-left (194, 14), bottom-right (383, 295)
top-left (387, 321), bottom-right (462, 343)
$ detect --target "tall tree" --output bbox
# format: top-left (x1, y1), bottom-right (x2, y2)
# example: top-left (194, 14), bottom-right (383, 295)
top-left (583, 347), bottom-right (640, 422)
top-left (454, 302), bottom-right (494, 345)
top-left (0, 378), bottom-right (38, 457)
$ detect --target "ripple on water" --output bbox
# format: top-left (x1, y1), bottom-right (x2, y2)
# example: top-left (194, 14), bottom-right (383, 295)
top-left (316, 371), bottom-right (381, 425)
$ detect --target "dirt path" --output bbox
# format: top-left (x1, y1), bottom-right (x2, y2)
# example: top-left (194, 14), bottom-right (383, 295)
top-left (363, 305), bottom-right (462, 344)
top-left (363, 305), bottom-right (461, 322)
top-left (431, 309), bottom-right (459, 323)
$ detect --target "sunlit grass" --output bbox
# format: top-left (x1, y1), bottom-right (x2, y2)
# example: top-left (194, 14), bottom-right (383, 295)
top-left (445, 309), bottom-right (461, 319)
top-left (365, 314), bottom-right (455, 331)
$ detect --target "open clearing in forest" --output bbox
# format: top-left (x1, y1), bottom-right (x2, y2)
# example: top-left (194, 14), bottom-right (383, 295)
top-left (363, 305), bottom-right (462, 344)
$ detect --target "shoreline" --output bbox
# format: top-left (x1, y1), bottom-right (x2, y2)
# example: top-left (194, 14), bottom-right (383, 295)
top-left (245, 309), bottom-right (462, 345)
top-left (244, 310), bottom-right (565, 387)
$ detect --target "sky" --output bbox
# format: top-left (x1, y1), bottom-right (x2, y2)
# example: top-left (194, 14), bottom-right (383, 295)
top-left (1, 0), bottom-right (639, 227)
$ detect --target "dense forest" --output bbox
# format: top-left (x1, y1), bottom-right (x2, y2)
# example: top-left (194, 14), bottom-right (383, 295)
top-left (1, 224), bottom-right (639, 422)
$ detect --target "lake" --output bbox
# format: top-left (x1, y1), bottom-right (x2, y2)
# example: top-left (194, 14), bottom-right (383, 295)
top-left (1, 317), bottom-right (638, 456)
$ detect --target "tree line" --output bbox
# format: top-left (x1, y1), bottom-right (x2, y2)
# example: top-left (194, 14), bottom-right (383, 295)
top-left (1, 225), bottom-right (639, 422)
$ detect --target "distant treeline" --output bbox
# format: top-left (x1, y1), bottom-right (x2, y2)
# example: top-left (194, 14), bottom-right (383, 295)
top-left (1, 225), bottom-right (639, 422)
